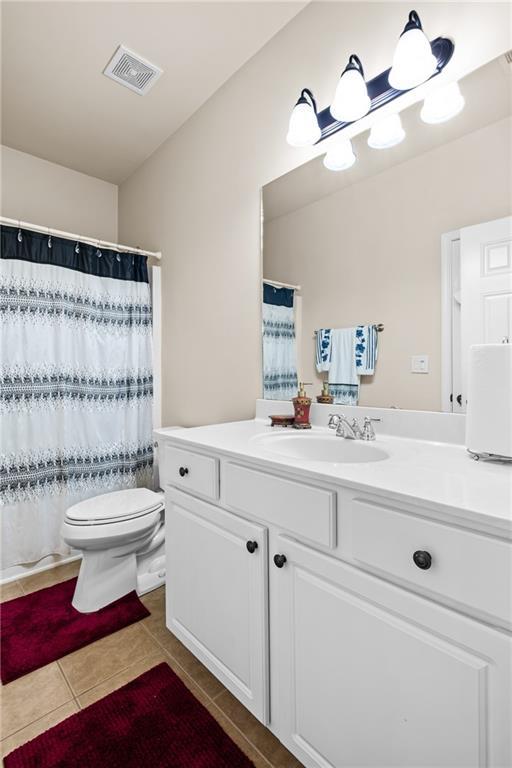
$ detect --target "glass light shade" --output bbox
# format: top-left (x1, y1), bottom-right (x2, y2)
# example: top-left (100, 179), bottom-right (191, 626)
top-left (389, 27), bottom-right (438, 90)
top-left (286, 101), bottom-right (321, 147)
top-left (323, 139), bottom-right (356, 171)
top-left (330, 68), bottom-right (371, 123)
top-left (368, 114), bottom-right (405, 149)
top-left (420, 82), bottom-right (465, 124)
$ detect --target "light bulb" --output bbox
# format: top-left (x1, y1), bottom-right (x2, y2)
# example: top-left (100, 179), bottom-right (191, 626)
top-left (323, 139), bottom-right (356, 171)
top-left (286, 89), bottom-right (321, 147)
top-left (368, 114), bottom-right (405, 149)
top-left (420, 82), bottom-right (464, 124)
top-left (388, 11), bottom-right (438, 91)
top-left (330, 54), bottom-right (371, 123)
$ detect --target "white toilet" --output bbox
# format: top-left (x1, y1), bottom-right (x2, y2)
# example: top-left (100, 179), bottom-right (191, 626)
top-left (62, 487), bottom-right (165, 613)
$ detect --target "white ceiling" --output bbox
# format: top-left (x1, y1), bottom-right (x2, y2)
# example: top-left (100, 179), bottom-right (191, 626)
top-left (1, 1), bottom-right (305, 184)
top-left (264, 54), bottom-right (512, 221)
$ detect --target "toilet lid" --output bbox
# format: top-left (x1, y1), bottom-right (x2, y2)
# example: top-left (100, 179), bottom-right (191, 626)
top-left (66, 488), bottom-right (164, 524)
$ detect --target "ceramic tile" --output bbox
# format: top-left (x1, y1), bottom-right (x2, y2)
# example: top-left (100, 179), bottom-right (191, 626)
top-left (77, 651), bottom-right (167, 709)
top-left (19, 561), bottom-right (81, 596)
top-left (0, 581), bottom-right (23, 603)
top-left (139, 586), bottom-right (166, 636)
top-left (0, 701), bottom-right (79, 759)
top-left (1, 663), bottom-right (73, 738)
top-left (59, 623), bottom-right (159, 696)
top-left (203, 697), bottom-right (275, 768)
top-left (149, 625), bottom-right (225, 699)
top-left (215, 689), bottom-right (303, 768)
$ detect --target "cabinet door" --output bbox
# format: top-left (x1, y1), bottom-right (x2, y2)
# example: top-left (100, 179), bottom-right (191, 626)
top-left (271, 534), bottom-right (511, 768)
top-left (166, 488), bottom-right (268, 722)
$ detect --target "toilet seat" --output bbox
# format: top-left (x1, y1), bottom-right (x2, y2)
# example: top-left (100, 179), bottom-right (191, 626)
top-left (65, 488), bottom-right (164, 526)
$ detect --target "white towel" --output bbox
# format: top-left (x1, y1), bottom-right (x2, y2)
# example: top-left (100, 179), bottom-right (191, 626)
top-left (328, 328), bottom-right (360, 405)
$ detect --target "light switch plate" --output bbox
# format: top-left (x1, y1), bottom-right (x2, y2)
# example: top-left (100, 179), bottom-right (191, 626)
top-left (411, 355), bottom-right (429, 373)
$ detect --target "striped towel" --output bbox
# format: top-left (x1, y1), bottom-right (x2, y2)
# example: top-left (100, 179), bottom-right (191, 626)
top-left (355, 325), bottom-right (378, 375)
top-left (315, 329), bottom-right (332, 372)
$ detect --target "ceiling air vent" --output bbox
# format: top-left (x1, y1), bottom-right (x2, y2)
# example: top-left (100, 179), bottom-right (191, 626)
top-left (103, 45), bottom-right (162, 95)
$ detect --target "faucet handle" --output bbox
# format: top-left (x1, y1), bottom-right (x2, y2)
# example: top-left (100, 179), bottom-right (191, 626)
top-left (328, 413), bottom-right (341, 429)
top-left (362, 416), bottom-right (377, 441)
top-left (351, 418), bottom-right (363, 439)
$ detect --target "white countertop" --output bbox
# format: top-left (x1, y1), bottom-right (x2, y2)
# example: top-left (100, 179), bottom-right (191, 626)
top-left (155, 419), bottom-right (512, 539)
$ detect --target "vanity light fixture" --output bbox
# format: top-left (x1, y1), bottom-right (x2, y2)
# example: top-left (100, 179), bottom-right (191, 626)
top-left (368, 113), bottom-right (405, 149)
top-left (420, 81), bottom-right (465, 124)
top-left (323, 139), bottom-right (356, 171)
top-left (388, 11), bottom-right (438, 91)
top-left (286, 10), bottom-right (454, 148)
top-left (330, 55), bottom-right (371, 123)
top-left (286, 88), bottom-right (321, 147)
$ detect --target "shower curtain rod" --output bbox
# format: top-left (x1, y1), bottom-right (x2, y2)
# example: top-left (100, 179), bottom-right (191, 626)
top-left (263, 278), bottom-right (301, 291)
top-left (0, 216), bottom-right (162, 260)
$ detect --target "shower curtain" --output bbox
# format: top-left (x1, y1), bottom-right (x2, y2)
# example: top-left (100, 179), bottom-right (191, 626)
top-left (0, 225), bottom-right (154, 568)
top-left (262, 283), bottom-right (298, 400)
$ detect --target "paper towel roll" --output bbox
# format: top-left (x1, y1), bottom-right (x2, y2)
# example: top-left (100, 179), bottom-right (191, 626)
top-left (466, 343), bottom-right (512, 458)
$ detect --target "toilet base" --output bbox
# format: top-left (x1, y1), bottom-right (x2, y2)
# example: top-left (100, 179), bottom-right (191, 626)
top-left (72, 549), bottom-right (138, 613)
top-left (136, 547), bottom-right (166, 596)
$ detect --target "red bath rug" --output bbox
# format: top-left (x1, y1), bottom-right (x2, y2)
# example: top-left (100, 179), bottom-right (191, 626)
top-left (1, 577), bottom-right (149, 684)
top-left (4, 662), bottom-right (255, 767)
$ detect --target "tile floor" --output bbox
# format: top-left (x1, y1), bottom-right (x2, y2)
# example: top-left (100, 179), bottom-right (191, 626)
top-left (0, 562), bottom-right (303, 767)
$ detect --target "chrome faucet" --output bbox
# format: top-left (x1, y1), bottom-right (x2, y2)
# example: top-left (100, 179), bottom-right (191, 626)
top-left (328, 414), bottom-right (380, 440)
top-left (328, 414), bottom-right (358, 439)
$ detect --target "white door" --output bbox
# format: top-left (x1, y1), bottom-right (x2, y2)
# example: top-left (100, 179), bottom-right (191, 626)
top-left (166, 488), bottom-right (269, 722)
top-left (271, 534), bottom-right (511, 768)
top-left (460, 216), bottom-right (512, 410)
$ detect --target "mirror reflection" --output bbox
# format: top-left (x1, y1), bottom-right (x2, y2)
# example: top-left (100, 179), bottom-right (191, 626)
top-left (262, 54), bottom-right (512, 412)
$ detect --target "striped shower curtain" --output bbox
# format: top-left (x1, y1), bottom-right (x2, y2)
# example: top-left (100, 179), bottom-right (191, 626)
top-left (262, 283), bottom-right (298, 400)
top-left (0, 225), bottom-right (154, 568)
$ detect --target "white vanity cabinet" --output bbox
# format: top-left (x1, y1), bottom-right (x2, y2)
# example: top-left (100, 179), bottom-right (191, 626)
top-left (271, 534), bottom-right (511, 768)
top-left (165, 488), bottom-right (269, 721)
top-left (161, 438), bottom-right (512, 768)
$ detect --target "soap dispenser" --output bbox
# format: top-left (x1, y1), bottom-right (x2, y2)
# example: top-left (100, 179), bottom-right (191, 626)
top-left (317, 380), bottom-right (334, 404)
top-left (293, 382), bottom-right (312, 429)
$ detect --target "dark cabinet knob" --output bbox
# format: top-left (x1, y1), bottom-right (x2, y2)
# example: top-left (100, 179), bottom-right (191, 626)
top-left (413, 550), bottom-right (432, 570)
top-left (246, 540), bottom-right (258, 554)
top-left (273, 554), bottom-right (287, 569)
top-left (178, 466), bottom-right (189, 477)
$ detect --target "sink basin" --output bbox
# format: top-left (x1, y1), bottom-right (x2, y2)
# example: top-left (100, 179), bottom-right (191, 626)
top-left (253, 433), bottom-right (389, 464)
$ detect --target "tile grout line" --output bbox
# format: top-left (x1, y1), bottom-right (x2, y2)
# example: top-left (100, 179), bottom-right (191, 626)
top-left (74, 647), bottom-right (165, 705)
top-left (56, 619), bottom-right (160, 700)
top-left (200, 694), bottom-right (275, 768)
top-left (0, 699), bottom-right (75, 743)
top-left (56, 659), bottom-right (80, 706)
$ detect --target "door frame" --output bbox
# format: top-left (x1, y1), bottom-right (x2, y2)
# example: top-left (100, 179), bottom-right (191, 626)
top-left (441, 229), bottom-right (460, 413)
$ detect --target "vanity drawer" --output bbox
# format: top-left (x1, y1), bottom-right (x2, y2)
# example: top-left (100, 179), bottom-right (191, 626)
top-left (223, 463), bottom-right (336, 548)
top-left (349, 498), bottom-right (512, 625)
top-left (163, 445), bottom-right (219, 501)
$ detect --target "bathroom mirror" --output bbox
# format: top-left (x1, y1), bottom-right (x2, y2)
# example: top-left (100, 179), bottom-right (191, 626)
top-left (262, 54), bottom-right (512, 412)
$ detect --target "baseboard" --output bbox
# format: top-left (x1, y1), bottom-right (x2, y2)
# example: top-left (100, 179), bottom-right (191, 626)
top-left (0, 553), bottom-right (82, 586)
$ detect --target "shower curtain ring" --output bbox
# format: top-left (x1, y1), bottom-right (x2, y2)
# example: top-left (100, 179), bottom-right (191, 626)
top-left (47, 228), bottom-right (52, 249)
top-left (17, 220), bottom-right (22, 242)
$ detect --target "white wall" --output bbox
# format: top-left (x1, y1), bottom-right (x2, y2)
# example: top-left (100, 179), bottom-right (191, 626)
top-left (1, 145), bottom-right (118, 241)
top-left (118, 2), bottom-right (511, 427)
